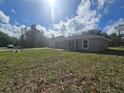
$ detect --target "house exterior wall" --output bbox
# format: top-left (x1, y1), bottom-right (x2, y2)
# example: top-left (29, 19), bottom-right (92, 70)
top-left (64, 38), bottom-right (109, 52)
top-left (96, 38), bottom-right (109, 51)
top-left (76, 39), bottom-right (87, 51)
top-left (55, 41), bottom-right (65, 49)
top-left (86, 38), bottom-right (97, 52)
top-left (64, 40), bottom-right (75, 51)
top-left (75, 38), bottom-right (97, 52)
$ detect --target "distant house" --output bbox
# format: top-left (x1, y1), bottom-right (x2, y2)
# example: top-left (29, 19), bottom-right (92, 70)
top-left (48, 34), bottom-right (109, 52)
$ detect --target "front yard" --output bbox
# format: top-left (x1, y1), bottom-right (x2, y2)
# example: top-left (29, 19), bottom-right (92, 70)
top-left (0, 48), bottom-right (124, 93)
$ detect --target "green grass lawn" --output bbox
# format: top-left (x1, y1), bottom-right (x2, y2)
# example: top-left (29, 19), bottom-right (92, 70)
top-left (0, 48), bottom-right (124, 93)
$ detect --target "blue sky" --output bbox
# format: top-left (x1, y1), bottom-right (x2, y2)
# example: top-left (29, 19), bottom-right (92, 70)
top-left (0, 0), bottom-right (81, 27)
top-left (0, 0), bottom-right (124, 37)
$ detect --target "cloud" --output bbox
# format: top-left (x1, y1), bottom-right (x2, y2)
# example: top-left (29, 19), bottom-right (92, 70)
top-left (0, 23), bottom-right (23, 37)
top-left (36, 24), bottom-right (62, 37)
top-left (51, 0), bottom-right (102, 37)
top-left (2, 0), bottom-right (115, 38)
top-left (0, 0), bottom-right (115, 38)
top-left (97, 0), bottom-right (105, 8)
top-left (104, 18), bottom-right (124, 35)
top-left (36, 25), bottom-right (47, 33)
top-left (0, 10), bottom-right (21, 37)
top-left (11, 9), bottom-right (16, 14)
top-left (46, 30), bottom-right (63, 38)
top-left (97, 0), bottom-right (113, 9)
top-left (50, 0), bottom-right (115, 37)
top-left (0, 10), bottom-right (10, 24)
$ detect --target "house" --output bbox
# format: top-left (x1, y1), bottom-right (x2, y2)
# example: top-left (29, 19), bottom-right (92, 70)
top-left (48, 34), bottom-right (109, 52)
top-left (48, 36), bottom-right (65, 49)
top-left (63, 34), bottom-right (109, 52)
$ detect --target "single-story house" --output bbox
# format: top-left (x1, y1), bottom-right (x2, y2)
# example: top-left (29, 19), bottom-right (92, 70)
top-left (63, 34), bottom-right (109, 52)
top-left (48, 36), bottom-right (65, 49)
top-left (48, 34), bottom-right (109, 52)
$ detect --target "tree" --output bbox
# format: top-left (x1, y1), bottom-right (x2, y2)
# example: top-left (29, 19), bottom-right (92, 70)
top-left (109, 33), bottom-right (119, 47)
top-left (20, 33), bottom-right (25, 47)
top-left (20, 24), bottom-right (48, 48)
top-left (0, 31), bottom-right (18, 47)
top-left (101, 33), bottom-right (109, 38)
top-left (82, 29), bottom-right (102, 35)
top-left (87, 29), bottom-right (102, 35)
top-left (114, 24), bottom-right (124, 46)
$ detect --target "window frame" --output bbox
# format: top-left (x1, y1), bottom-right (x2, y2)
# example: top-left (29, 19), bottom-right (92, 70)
top-left (82, 39), bottom-right (89, 49)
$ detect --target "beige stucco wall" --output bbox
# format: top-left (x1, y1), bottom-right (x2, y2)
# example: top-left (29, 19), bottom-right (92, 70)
top-left (64, 38), bottom-right (109, 52)
top-left (88, 38), bottom-right (109, 52)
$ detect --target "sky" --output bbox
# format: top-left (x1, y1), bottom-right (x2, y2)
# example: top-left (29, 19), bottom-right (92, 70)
top-left (0, 0), bottom-right (124, 37)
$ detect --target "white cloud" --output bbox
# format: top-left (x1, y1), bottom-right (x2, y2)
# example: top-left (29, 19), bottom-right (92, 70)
top-left (51, 0), bottom-right (101, 37)
top-left (11, 9), bottom-right (16, 14)
top-left (104, 18), bottom-right (124, 35)
top-left (23, 0), bottom-right (114, 37)
top-left (0, 0), bottom-right (115, 38)
top-left (97, 0), bottom-right (113, 9)
top-left (0, 10), bottom-right (21, 37)
top-left (50, 0), bottom-right (115, 37)
top-left (36, 24), bottom-right (62, 37)
top-left (36, 24), bottom-right (47, 34)
top-left (36, 25), bottom-right (45, 30)
top-left (0, 10), bottom-right (10, 24)
top-left (98, 0), bottom-right (105, 7)
top-left (46, 29), bottom-right (63, 38)
top-left (0, 23), bottom-right (22, 37)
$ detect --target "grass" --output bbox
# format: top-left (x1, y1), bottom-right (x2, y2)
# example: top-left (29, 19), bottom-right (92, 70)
top-left (0, 48), bottom-right (124, 93)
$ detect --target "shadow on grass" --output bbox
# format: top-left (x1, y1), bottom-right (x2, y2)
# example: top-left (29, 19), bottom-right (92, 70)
top-left (77, 48), bottom-right (124, 56)
top-left (96, 49), bottom-right (124, 56)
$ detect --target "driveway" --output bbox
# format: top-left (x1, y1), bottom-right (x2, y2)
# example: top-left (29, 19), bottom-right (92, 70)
top-left (0, 47), bottom-right (12, 52)
top-left (0, 47), bottom-right (63, 52)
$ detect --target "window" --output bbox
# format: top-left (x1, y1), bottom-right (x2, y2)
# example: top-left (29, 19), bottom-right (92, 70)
top-left (82, 40), bottom-right (89, 49)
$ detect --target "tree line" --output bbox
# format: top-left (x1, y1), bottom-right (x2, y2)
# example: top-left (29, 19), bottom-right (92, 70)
top-left (0, 24), bottom-right (124, 48)
top-left (0, 31), bottom-right (18, 47)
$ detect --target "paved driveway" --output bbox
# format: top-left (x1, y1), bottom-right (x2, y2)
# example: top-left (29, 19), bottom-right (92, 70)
top-left (0, 47), bottom-right (63, 52)
top-left (0, 47), bottom-right (12, 52)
